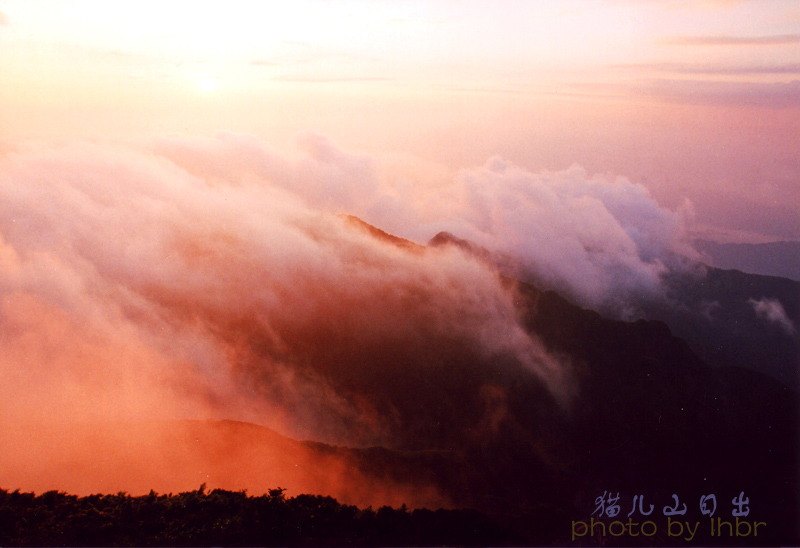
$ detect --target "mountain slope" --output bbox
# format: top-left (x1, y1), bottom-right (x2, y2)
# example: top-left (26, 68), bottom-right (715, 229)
top-left (2, 220), bottom-right (797, 545)
top-left (644, 265), bottom-right (799, 389)
top-left (431, 230), bottom-right (800, 391)
top-left (429, 228), bottom-right (799, 543)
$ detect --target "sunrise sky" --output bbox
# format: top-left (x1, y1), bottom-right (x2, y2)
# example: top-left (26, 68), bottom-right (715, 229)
top-left (0, 0), bottom-right (798, 501)
top-left (1, 0), bottom-right (798, 242)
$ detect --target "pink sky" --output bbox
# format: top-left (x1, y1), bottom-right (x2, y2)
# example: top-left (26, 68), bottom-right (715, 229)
top-left (0, 0), bottom-right (798, 498)
top-left (1, 0), bottom-right (798, 241)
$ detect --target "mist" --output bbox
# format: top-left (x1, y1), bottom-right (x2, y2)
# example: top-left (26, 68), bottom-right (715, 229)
top-left (0, 138), bottom-right (558, 502)
top-left (155, 134), bottom-right (700, 309)
top-left (0, 134), bottom-right (698, 503)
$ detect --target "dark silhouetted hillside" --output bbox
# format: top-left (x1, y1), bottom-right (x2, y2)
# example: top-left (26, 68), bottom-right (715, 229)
top-left (431, 230), bottom-right (800, 391)
top-left (643, 265), bottom-right (800, 389)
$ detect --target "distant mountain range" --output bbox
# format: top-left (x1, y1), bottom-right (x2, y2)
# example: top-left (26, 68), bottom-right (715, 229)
top-left (694, 239), bottom-right (800, 281)
top-left (640, 265), bottom-right (799, 390)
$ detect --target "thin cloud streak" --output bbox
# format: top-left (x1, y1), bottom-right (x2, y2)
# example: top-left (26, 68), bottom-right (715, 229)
top-left (250, 59), bottom-right (280, 67)
top-left (664, 34), bottom-right (800, 46)
top-left (568, 79), bottom-right (800, 109)
top-left (610, 62), bottom-right (800, 75)
top-left (273, 76), bottom-right (395, 83)
top-left (642, 78), bottom-right (800, 109)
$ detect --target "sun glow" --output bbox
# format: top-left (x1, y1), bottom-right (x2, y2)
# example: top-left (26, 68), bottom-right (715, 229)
top-left (196, 76), bottom-right (219, 94)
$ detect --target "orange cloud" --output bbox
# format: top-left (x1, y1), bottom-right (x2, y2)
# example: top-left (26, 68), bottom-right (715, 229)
top-left (0, 138), bottom-right (576, 501)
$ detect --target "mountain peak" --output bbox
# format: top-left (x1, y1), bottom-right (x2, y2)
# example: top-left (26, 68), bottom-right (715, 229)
top-left (339, 215), bottom-right (425, 252)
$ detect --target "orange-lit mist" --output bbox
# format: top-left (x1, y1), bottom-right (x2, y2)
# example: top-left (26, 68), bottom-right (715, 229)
top-left (0, 138), bottom-right (573, 506)
top-left (0, 418), bottom-right (449, 509)
top-left (0, 129), bottom-right (786, 505)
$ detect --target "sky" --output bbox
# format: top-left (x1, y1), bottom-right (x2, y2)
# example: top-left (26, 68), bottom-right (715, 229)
top-left (1, 0), bottom-right (798, 243)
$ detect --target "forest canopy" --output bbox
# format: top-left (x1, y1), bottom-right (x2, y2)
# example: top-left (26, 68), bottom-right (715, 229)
top-left (0, 485), bottom-right (544, 546)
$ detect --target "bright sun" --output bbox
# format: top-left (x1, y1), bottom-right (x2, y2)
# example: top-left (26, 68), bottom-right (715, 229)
top-left (197, 76), bottom-right (219, 94)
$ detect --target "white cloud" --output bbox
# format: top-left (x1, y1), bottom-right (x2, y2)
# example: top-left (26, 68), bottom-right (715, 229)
top-left (427, 159), bottom-right (698, 311)
top-left (749, 297), bottom-right (796, 334)
top-left (0, 138), bottom-right (571, 450)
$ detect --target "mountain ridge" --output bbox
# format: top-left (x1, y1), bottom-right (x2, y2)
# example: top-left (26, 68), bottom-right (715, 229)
top-left (2, 218), bottom-right (797, 544)
top-left (694, 239), bottom-right (800, 281)
top-left (431, 229), bottom-right (800, 390)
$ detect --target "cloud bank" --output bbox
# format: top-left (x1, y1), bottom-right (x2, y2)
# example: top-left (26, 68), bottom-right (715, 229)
top-left (156, 134), bottom-right (698, 313)
top-left (0, 134), bottom-right (698, 498)
top-left (432, 158), bottom-right (698, 312)
top-left (0, 137), bottom-right (565, 439)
